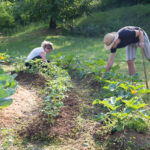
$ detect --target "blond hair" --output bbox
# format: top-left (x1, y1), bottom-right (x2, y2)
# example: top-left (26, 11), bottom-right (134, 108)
top-left (41, 40), bottom-right (54, 50)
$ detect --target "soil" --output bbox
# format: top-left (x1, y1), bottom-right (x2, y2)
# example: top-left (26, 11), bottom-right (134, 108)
top-left (18, 90), bottom-right (81, 141)
top-left (0, 71), bottom-right (81, 142)
top-left (0, 71), bottom-right (150, 150)
top-left (0, 72), bottom-right (46, 129)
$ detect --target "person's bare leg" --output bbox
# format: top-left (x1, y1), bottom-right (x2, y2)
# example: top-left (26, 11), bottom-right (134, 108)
top-left (127, 60), bottom-right (136, 76)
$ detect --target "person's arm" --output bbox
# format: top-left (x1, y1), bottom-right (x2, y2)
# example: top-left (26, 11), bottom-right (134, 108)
top-left (135, 30), bottom-right (144, 49)
top-left (40, 52), bottom-right (47, 62)
top-left (106, 53), bottom-right (116, 72)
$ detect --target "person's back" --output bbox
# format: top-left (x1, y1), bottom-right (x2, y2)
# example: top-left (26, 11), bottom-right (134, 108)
top-left (118, 26), bottom-right (143, 32)
top-left (25, 47), bottom-right (45, 62)
top-left (25, 40), bottom-right (54, 68)
top-left (103, 26), bottom-right (150, 76)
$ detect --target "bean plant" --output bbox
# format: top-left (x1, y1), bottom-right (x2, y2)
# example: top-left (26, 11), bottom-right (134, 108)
top-left (25, 59), bottom-right (72, 123)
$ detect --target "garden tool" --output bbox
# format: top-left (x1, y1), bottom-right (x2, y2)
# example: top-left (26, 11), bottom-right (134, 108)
top-left (141, 48), bottom-right (149, 89)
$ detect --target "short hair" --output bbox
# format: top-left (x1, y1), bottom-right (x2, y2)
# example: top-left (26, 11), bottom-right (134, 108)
top-left (41, 40), bottom-right (54, 50)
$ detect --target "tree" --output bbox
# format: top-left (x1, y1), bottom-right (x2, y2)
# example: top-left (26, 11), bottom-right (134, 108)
top-left (42, 0), bottom-right (92, 29)
top-left (1, 0), bottom-right (92, 30)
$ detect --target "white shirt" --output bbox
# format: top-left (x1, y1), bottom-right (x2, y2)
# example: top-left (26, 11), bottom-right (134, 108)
top-left (25, 47), bottom-right (45, 62)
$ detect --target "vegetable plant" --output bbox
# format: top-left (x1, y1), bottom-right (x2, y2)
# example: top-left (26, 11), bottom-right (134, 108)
top-left (0, 68), bottom-right (17, 109)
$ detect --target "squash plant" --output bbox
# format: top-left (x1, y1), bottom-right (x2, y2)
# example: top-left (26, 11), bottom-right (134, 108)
top-left (93, 77), bottom-right (150, 132)
top-left (0, 68), bottom-right (17, 109)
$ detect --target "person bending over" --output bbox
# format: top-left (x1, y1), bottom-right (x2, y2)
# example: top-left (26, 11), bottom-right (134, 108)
top-left (104, 26), bottom-right (150, 76)
top-left (25, 40), bottom-right (54, 67)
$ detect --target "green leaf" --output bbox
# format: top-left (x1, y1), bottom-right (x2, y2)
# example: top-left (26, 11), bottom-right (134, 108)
top-left (0, 69), bottom-right (4, 74)
top-left (96, 59), bottom-right (106, 66)
top-left (99, 100), bottom-right (119, 110)
top-left (92, 99), bottom-right (99, 105)
top-left (124, 107), bottom-right (132, 114)
top-left (138, 89), bottom-right (150, 93)
top-left (0, 89), bottom-right (10, 99)
top-left (140, 110), bottom-right (150, 119)
top-left (0, 98), bottom-right (13, 109)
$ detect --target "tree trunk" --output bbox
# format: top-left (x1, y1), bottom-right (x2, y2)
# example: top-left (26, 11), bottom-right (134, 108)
top-left (49, 17), bottom-right (56, 30)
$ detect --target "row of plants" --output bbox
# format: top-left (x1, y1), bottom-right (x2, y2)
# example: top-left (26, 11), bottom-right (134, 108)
top-left (93, 80), bottom-right (150, 133)
top-left (1, 51), bottom-right (150, 132)
top-left (0, 53), bottom-right (72, 149)
top-left (0, 52), bottom-right (72, 122)
top-left (12, 58), bottom-right (72, 123)
top-left (51, 54), bottom-right (150, 133)
top-left (0, 53), bottom-right (73, 125)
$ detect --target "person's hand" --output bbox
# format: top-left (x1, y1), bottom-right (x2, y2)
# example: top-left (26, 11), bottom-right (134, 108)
top-left (139, 42), bottom-right (145, 49)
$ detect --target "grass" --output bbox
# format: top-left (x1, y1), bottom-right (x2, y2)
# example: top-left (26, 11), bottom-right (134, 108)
top-left (73, 4), bottom-right (150, 36)
top-left (1, 28), bottom-right (150, 82)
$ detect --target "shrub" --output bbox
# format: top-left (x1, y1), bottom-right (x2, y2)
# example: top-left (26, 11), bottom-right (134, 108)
top-left (0, 2), bottom-right (15, 29)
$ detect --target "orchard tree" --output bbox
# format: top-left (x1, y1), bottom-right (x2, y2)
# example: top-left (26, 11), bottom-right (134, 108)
top-left (46, 0), bottom-right (92, 29)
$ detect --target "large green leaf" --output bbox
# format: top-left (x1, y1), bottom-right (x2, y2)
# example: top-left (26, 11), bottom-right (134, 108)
top-left (139, 110), bottom-right (150, 119)
top-left (122, 99), bottom-right (146, 110)
top-left (0, 98), bottom-right (13, 109)
top-left (0, 68), bottom-right (17, 109)
top-left (0, 88), bottom-right (10, 99)
top-left (99, 100), bottom-right (120, 110)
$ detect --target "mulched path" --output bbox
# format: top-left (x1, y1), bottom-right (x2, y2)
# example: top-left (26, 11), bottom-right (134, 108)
top-left (0, 71), bottom-right (81, 142)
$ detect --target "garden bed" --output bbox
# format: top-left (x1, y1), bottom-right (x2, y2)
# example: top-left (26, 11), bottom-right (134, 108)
top-left (0, 72), bottom-right (81, 144)
top-left (0, 70), bottom-right (150, 150)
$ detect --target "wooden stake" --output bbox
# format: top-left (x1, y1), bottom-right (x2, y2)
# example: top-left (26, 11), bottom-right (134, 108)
top-left (141, 48), bottom-right (149, 89)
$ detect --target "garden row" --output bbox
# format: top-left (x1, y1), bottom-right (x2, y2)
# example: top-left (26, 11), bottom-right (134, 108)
top-left (0, 53), bottom-right (72, 124)
top-left (1, 52), bottom-right (150, 133)
top-left (52, 54), bottom-right (150, 133)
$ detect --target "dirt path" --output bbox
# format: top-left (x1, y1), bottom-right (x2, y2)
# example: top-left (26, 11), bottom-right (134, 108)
top-left (0, 85), bottom-right (43, 129)
top-left (0, 72), bottom-right (45, 129)
top-left (0, 71), bottom-right (100, 150)
top-left (44, 80), bottom-right (101, 150)
top-left (0, 72), bottom-right (97, 150)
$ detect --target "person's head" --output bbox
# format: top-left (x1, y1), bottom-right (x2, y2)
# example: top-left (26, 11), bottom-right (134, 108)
top-left (104, 32), bottom-right (118, 50)
top-left (41, 40), bottom-right (54, 53)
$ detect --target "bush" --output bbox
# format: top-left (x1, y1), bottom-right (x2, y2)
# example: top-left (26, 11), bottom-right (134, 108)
top-left (0, 3), bottom-right (15, 29)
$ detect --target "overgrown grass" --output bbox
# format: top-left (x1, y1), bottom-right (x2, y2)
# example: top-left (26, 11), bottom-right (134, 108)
top-left (73, 4), bottom-right (150, 36)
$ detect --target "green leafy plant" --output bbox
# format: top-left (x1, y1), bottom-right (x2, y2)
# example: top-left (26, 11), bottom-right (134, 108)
top-left (25, 59), bottom-right (72, 122)
top-left (0, 68), bottom-right (17, 109)
top-left (93, 96), bottom-right (149, 133)
top-left (12, 56), bottom-right (26, 72)
top-left (0, 53), bottom-right (11, 64)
